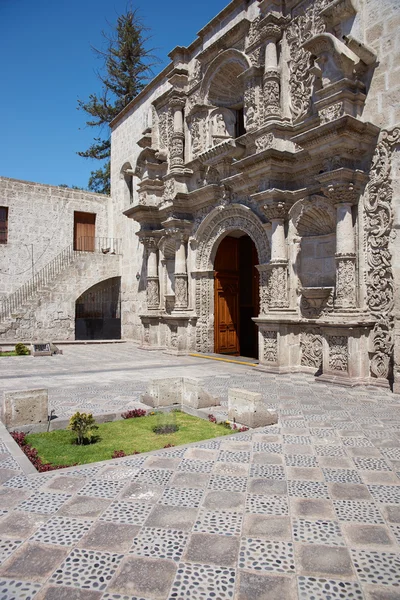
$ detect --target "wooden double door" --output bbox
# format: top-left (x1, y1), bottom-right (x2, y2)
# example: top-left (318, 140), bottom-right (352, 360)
top-left (214, 235), bottom-right (259, 358)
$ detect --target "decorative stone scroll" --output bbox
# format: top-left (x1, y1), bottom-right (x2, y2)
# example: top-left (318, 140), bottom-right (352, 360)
top-left (328, 335), bottom-right (348, 372)
top-left (300, 330), bottom-right (323, 369)
top-left (286, 0), bottom-right (330, 121)
top-left (365, 127), bottom-right (400, 379)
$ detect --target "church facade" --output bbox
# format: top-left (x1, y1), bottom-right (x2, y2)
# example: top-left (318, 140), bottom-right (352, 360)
top-left (111, 0), bottom-right (400, 391)
top-left (1, 0), bottom-right (399, 393)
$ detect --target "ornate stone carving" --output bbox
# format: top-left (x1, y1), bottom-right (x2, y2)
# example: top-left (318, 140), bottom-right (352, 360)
top-left (255, 133), bottom-right (274, 153)
top-left (263, 79), bottom-right (280, 116)
top-left (170, 133), bottom-right (185, 169)
top-left (300, 288), bottom-right (334, 318)
top-left (301, 330), bottom-right (323, 369)
top-left (335, 255), bottom-right (356, 308)
top-left (143, 323), bottom-right (150, 345)
top-left (174, 275), bottom-right (188, 309)
top-left (286, 0), bottom-right (330, 121)
top-left (295, 197), bottom-right (336, 236)
top-left (163, 178), bottom-right (175, 200)
top-left (325, 181), bottom-right (358, 205)
top-left (263, 330), bottom-right (278, 363)
top-left (146, 278), bottom-right (160, 310)
top-left (195, 274), bottom-right (212, 353)
top-left (259, 268), bottom-right (270, 314)
top-left (365, 127), bottom-right (400, 379)
top-left (328, 335), bottom-right (348, 372)
top-left (269, 264), bottom-right (289, 308)
top-left (319, 102), bottom-right (344, 124)
top-left (196, 205), bottom-right (270, 270)
top-left (369, 322), bottom-right (394, 379)
top-left (169, 324), bottom-right (178, 348)
top-left (189, 59), bottom-right (202, 85)
top-left (263, 202), bottom-right (288, 221)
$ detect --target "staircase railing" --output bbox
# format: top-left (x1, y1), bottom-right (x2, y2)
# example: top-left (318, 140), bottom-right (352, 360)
top-left (0, 237), bottom-right (122, 322)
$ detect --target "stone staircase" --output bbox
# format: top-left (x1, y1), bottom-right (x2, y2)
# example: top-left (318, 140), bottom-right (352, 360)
top-left (0, 239), bottom-right (121, 341)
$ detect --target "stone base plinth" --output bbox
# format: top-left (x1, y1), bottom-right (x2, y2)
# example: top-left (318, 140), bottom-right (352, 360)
top-left (228, 388), bottom-right (277, 428)
top-left (2, 389), bottom-right (48, 428)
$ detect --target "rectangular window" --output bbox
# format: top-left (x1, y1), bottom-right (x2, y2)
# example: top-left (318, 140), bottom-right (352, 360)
top-left (0, 207), bottom-right (8, 244)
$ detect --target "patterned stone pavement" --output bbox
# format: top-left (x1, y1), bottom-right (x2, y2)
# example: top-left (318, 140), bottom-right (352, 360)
top-left (0, 343), bottom-right (400, 599)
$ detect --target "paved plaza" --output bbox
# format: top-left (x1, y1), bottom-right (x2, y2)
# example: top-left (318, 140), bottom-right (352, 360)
top-left (0, 342), bottom-right (400, 599)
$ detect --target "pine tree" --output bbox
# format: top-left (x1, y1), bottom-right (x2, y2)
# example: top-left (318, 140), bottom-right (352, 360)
top-left (78, 8), bottom-right (157, 194)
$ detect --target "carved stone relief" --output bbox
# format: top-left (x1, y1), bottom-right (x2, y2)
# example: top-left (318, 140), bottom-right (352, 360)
top-left (175, 275), bottom-right (188, 309)
top-left (319, 101), bottom-right (344, 124)
top-left (301, 330), bottom-right (323, 369)
top-left (256, 133), bottom-right (274, 153)
top-left (263, 331), bottom-right (278, 363)
top-left (365, 128), bottom-right (400, 379)
top-left (328, 335), bottom-right (348, 372)
top-left (146, 278), bottom-right (160, 310)
top-left (286, 0), bottom-right (330, 121)
top-left (269, 264), bottom-right (289, 309)
top-left (335, 256), bottom-right (356, 308)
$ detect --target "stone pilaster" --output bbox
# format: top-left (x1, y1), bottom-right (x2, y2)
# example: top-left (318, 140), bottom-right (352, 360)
top-left (169, 97), bottom-right (185, 172)
top-left (169, 229), bottom-right (188, 310)
top-left (325, 181), bottom-right (358, 309)
top-left (143, 237), bottom-right (160, 310)
top-left (263, 202), bottom-right (289, 308)
top-left (262, 19), bottom-right (283, 120)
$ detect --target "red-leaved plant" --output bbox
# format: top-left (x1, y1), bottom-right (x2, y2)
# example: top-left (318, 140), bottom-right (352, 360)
top-left (121, 409), bottom-right (147, 419)
top-left (10, 431), bottom-right (75, 472)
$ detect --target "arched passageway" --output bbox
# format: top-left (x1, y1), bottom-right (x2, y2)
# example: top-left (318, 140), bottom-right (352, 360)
top-left (75, 276), bottom-right (121, 340)
top-left (214, 233), bottom-right (259, 358)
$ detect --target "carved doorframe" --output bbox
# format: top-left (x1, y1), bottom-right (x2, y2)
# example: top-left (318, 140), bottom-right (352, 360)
top-left (193, 204), bottom-right (270, 353)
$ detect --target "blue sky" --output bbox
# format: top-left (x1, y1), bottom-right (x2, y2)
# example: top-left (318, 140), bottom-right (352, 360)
top-left (0, 0), bottom-right (229, 189)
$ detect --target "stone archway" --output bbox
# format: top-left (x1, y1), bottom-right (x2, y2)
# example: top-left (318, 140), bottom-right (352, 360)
top-left (193, 205), bottom-right (270, 353)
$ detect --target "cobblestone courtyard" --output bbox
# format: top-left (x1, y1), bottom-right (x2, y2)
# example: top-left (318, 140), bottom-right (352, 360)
top-left (0, 343), bottom-right (400, 599)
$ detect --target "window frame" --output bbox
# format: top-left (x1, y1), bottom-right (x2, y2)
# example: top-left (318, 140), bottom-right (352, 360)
top-left (0, 206), bottom-right (8, 244)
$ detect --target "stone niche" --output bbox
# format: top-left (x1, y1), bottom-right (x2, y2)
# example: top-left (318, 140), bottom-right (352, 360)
top-left (1, 389), bottom-right (48, 428)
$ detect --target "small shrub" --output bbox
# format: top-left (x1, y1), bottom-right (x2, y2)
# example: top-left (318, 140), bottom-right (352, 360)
top-left (68, 412), bottom-right (98, 445)
top-left (112, 450), bottom-right (127, 458)
top-left (208, 414), bottom-right (217, 423)
top-left (238, 426), bottom-right (249, 432)
top-left (163, 443), bottom-right (175, 448)
top-left (14, 343), bottom-right (30, 355)
top-left (121, 408), bottom-right (147, 419)
top-left (223, 420), bottom-right (231, 429)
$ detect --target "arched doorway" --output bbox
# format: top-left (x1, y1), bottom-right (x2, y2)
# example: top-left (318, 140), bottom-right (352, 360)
top-left (214, 233), bottom-right (259, 358)
top-left (75, 277), bottom-right (121, 340)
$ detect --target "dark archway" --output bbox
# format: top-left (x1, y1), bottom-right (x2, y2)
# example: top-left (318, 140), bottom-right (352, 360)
top-left (75, 277), bottom-right (121, 340)
top-left (214, 234), bottom-right (259, 358)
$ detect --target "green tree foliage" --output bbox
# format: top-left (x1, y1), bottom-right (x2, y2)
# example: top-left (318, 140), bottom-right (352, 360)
top-left (68, 412), bottom-right (98, 445)
top-left (78, 7), bottom-right (157, 195)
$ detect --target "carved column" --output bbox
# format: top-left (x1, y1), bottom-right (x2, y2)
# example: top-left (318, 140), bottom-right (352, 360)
top-left (239, 67), bottom-right (263, 131)
top-left (263, 202), bottom-right (289, 308)
top-left (173, 232), bottom-right (188, 310)
top-left (169, 97), bottom-right (185, 172)
top-left (144, 237), bottom-right (160, 310)
top-left (326, 182), bottom-right (357, 309)
top-left (262, 22), bottom-right (282, 120)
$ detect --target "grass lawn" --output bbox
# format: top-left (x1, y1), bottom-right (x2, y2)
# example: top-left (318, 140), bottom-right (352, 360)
top-left (0, 351), bottom-right (18, 356)
top-left (26, 412), bottom-right (233, 466)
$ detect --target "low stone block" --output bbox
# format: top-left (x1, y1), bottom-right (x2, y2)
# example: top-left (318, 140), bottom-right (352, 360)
top-left (2, 389), bottom-right (48, 428)
top-left (182, 377), bottom-right (218, 409)
top-left (228, 388), bottom-right (277, 428)
top-left (141, 377), bottom-right (218, 409)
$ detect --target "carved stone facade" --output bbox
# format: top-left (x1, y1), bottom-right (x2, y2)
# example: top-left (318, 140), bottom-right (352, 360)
top-left (111, 0), bottom-right (400, 391)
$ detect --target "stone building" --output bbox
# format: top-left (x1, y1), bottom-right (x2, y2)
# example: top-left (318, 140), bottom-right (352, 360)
top-left (0, 178), bottom-right (121, 341)
top-left (1, 0), bottom-right (400, 393)
top-left (111, 0), bottom-right (400, 392)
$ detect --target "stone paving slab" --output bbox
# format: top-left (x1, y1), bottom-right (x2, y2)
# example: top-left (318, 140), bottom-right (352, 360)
top-left (0, 344), bottom-right (399, 598)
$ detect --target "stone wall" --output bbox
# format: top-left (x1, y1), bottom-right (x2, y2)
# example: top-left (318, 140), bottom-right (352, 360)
top-left (0, 177), bottom-right (111, 298)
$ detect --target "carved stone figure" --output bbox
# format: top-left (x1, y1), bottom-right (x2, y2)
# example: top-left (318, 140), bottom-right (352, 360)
top-left (328, 336), bottom-right (348, 372)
